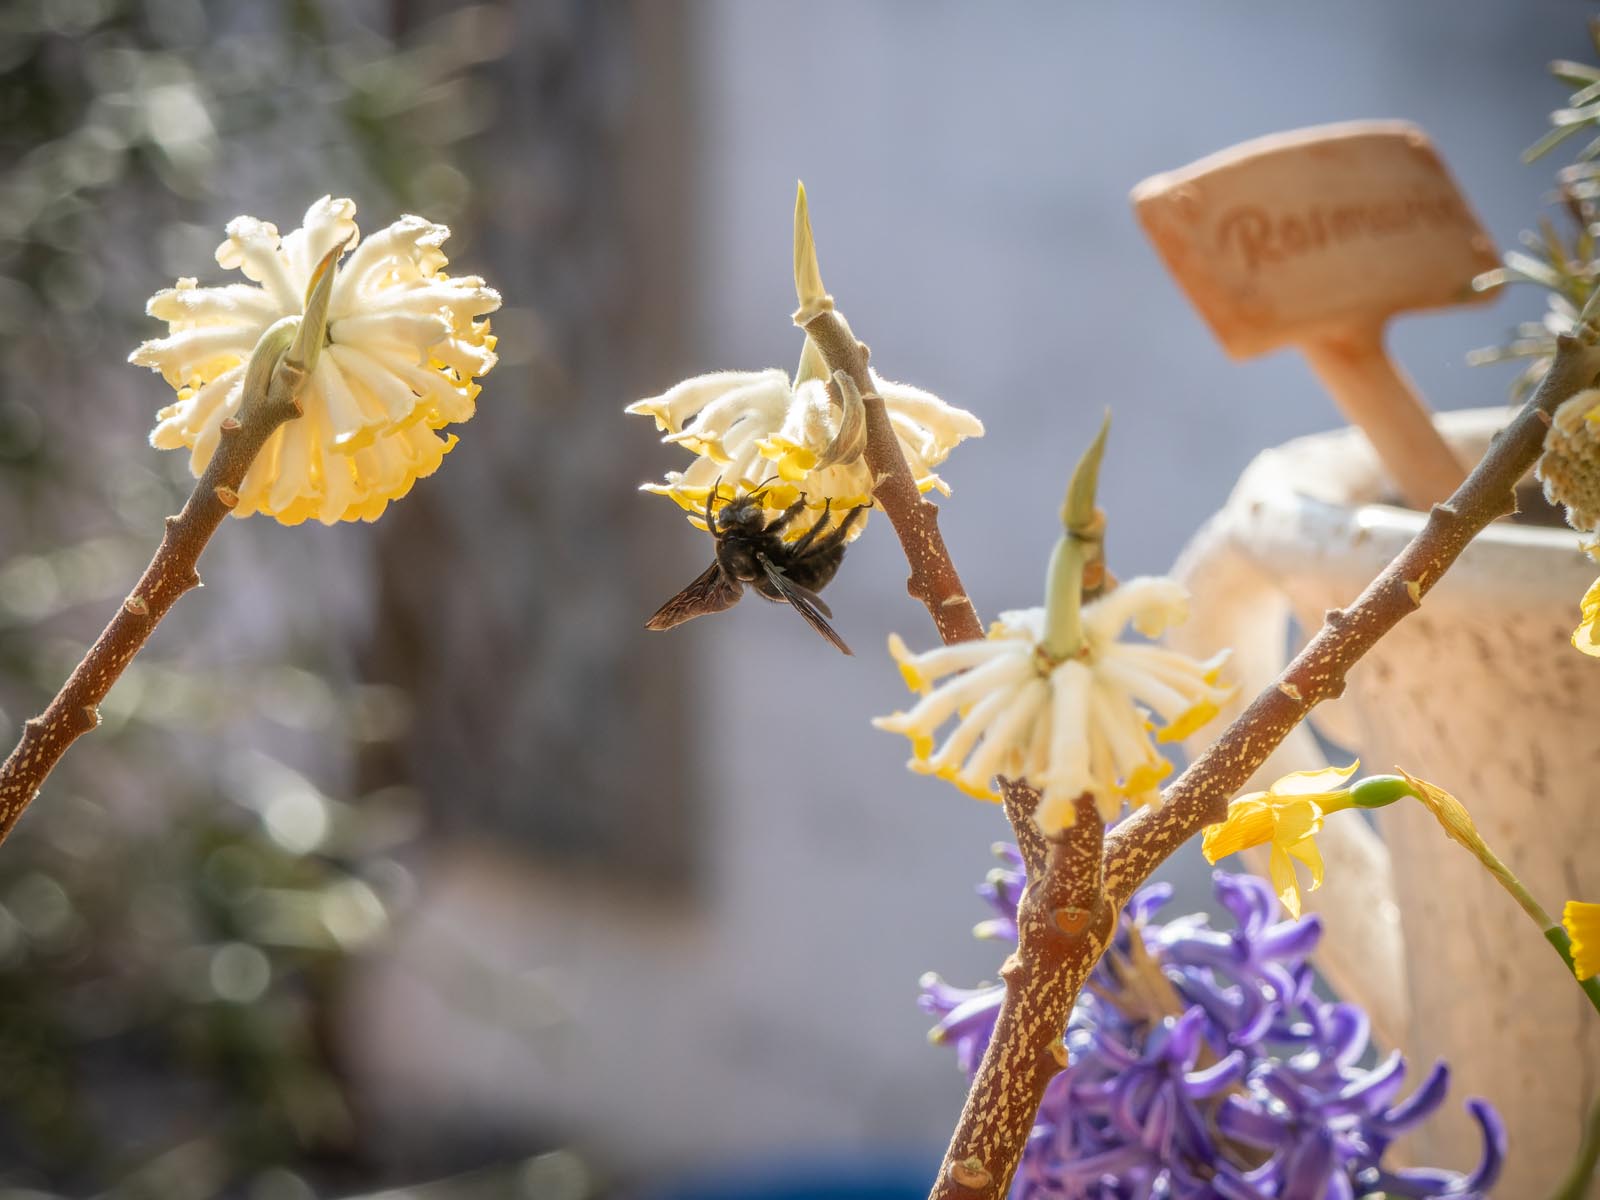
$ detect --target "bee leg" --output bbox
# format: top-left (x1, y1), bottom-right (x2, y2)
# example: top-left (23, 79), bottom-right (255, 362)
top-left (763, 496), bottom-right (811, 538)
top-left (807, 502), bottom-right (866, 554)
top-left (787, 499), bottom-right (833, 555)
top-left (703, 482), bottom-right (720, 534)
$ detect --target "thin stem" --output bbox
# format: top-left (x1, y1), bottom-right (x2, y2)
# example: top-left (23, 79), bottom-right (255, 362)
top-left (1103, 327), bottom-right (1600, 909)
top-left (1548, 1092), bottom-right (1600, 1200)
top-left (0, 321), bottom-right (317, 846)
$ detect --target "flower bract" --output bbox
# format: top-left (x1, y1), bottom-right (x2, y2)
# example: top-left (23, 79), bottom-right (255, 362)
top-left (130, 196), bottom-right (500, 525)
top-left (875, 577), bottom-right (1231, 834)
top-left (627, 366), bottom-right (982, 537)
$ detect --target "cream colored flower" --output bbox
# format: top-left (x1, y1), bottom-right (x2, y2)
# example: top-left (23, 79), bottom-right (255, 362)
top-left (130, 196), bottom-right (500, 525)
top-left (627, 366), bottom-right (983, 536)
top-left (874, 577), bottom-right (1231, 834)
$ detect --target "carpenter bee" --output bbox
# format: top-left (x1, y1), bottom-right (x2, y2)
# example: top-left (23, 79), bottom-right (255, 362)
top-left (646, 489), bottom-right (868, 655)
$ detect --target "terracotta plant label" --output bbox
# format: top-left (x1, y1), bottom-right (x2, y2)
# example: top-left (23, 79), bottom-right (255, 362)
top-left (1132, 120), bottom-right (1500, 509)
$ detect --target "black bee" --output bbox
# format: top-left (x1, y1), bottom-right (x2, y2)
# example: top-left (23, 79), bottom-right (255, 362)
top-left (646, 489), bottom-right (867, 655)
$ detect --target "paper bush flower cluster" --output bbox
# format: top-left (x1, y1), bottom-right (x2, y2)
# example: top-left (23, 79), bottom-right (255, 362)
top-left (627, 363), bottom-right (984, 537)
top-left (923, 858), bottom-right (1505, 1199)
top-left (875, 578), bottom-right (1232, 834)
top-left (130, 196), bottom-right (500, 525)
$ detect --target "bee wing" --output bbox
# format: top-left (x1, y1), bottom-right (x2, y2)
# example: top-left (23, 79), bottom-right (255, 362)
top-left (646, 561), bottom-right (742, 630)
top-left (757, 553), bottom-right (852, 656)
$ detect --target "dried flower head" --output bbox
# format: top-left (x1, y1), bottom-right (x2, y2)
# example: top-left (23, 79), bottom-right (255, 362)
top-left (1538, 387), bottom-right (1600, 537)
top-left (131, 197), bottom-right (500, 525)
top-left (875, 578), bottom-right (1231, 834)
top-left (627, 365), bottom-right (983, 538)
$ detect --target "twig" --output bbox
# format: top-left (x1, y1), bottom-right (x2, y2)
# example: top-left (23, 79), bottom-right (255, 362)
top-left (930, 795), bottom-right (1111, 1200)
top-left (801, 310), bottom-right (984, 645)
top-left (802, 302), bottom-right (1106, 1199)
top-left (0, 308), bottom-right (322, 847)
top-left (1103, 327), bottom-right (1600, 907)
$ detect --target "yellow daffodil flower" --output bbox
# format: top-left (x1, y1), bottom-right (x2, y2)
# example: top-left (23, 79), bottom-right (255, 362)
top-left (1201, 762), bottom-right (1361, 919)
top-left (1564, 901), bottom-right (1600, 980)
top-left (875, 577), bottom-right (1232, 835)
top-left (1575, 576), bottom-right (1600, 657)
top-left (131, 197), bottom-right (500, 525)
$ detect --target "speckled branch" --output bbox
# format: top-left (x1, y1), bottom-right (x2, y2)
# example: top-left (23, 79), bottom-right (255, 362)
top-left (1103, 328), bottom-right (1600, 907)
top-left (929, 795), bottom-right (1113, 1200)
top-left (0, 351), bottom-right (309, 848)
top-left (802, 310), bottom-right (985, 645)
top-left (803, 302), bottom-right (1113, 1198)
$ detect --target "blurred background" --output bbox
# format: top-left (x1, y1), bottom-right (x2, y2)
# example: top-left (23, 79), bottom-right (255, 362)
top-left (0, 2), bottom-right (1586, 1197)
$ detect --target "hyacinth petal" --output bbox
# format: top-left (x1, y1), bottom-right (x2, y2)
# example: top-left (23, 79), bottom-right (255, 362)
top-left (928, 866), bottom-right (1498, 1198)
top-left (134, 198), bottom-right (498, 525)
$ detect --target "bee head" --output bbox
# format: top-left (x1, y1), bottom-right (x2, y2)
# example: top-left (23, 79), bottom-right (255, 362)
top-left (717, 497), bottom-right (765, 533)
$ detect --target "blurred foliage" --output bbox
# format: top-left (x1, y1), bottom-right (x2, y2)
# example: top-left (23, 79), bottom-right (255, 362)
top-left (0, 0), bottom-right (510, 1194)
top-left (0, 771), bottom-right (417, 1198)
top-left (1473, 16), bottom-right (1600, 399)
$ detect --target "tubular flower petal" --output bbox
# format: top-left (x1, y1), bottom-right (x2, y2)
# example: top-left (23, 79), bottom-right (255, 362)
top-left (1201, 763), bottom-right (1360, 919)
top-left (130, 196), bottom-right (500, 525)
top-left (875, 578), bottom-right (1232, 834)
top-left (923, 857), bottom-right (1501, 1200)
top-left (1565, 900), bottom-right (1600, 979)
top-left (627, 366), bottom-right (983, 539)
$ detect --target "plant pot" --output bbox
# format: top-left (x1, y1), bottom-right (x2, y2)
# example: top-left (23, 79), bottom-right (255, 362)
top-left (1171, 407), bottom-right (1599, 1195)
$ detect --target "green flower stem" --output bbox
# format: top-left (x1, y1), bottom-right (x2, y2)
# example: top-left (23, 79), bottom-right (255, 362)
top-left (1547, 1092), bottom-right (1600, 1200)
top-left (1346, 774), bottom-right (1600, 1018)
top-left (1041, 535), bottom-right (1088, 661)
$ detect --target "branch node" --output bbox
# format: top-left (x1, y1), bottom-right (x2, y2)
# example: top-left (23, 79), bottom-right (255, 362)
top-left (220, 416), bottom-right (242, 434)
top-left (1403, 578), bottom-right (1423, 607)
top-left (123, 595), bottom-right (149, 617)
top-left (1054, 905), bottom-right (1091, 935)
top-left (78, 705), bottom-right (100, 732)
top-left (947, 1158), bottom-right (992, 1191)
top-left (1277, 680), bottom-right (1303, 703)
top-left (163, 515), bottom-right (180, 532)
top-left (942, 593), bottom-right (972, 608)
top-left (1048, 1040), bottom-right (1069, 1068)
top-left (1324, 606), bottom-right (1348, 628)
top-left (214, 485), bottom-right (240, 510)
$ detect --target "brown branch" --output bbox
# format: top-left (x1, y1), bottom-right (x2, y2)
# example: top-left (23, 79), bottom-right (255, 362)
top-left (1103, 328), bottom-right (1600, 907)
top-left (802, 310), bottom-right (984, 645)
top-left (929, 796), bottom-right (1112, 1200)
top-left (803, 303), bottom-right (1114, 1198)
top-left (0, 346), bottom-right (311, 847)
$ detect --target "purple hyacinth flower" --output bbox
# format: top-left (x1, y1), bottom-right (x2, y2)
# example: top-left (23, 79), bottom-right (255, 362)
top-left (922, 860), bottom-right (1505, 1197)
